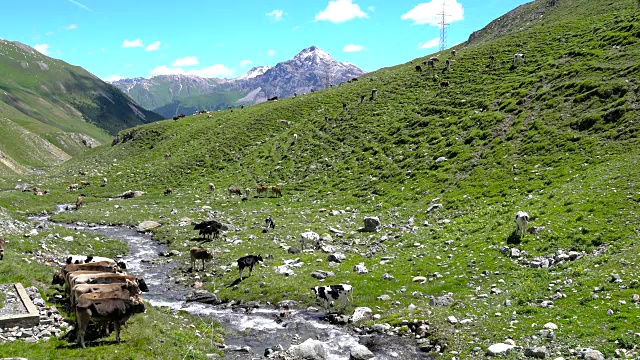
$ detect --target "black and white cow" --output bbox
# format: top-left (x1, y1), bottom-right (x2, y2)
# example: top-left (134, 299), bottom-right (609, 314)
top-left (515, 211), bottom-right (530, 236)
top-left (238, 255), bottom-right (263, 280)
top-left (66, 255), bottom-right (127, 270)
top-left (311, 284), bottom-right (353, 311)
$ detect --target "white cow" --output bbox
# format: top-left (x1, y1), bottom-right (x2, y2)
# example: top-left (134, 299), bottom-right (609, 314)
top-left (513, 53), bottom-right (525, 67)
top-left (515, 211), bottom-right (529, 235)
top-left (300, 231), bottom-right (320, 250)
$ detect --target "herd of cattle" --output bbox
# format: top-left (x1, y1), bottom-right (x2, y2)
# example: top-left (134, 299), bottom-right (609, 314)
top-left (50, 255), bottom-right (149, 348)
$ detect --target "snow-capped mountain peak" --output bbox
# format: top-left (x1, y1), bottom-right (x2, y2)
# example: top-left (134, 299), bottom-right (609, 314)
top-left (235, 66), bottom-right (272, 81)
top-left (293, 46), bottom-right (333, 63)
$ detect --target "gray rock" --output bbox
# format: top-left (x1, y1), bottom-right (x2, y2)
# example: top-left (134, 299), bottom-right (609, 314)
top-left (429, 294), bottom-right (454, 306)
top-left (376, 294), bottom-right (391, 301)
top-left (349, 344), bottom-right (375, 360)
top-left (582, 350), bottom-right (604, 360)
top-left (288, 246), bottom-right (301, 254)
top-left (363, 217), bottom-right (381, 232)
top-left (486, 343), bottom-right (514, 356)
top-left (328, 253), bottom-right (346, 263)
top-left (353, 263), bottom-right (368, 274)
top-left (137, 220), bottom-right (161, 232)
top-left (435, 156), bottom-right (447, 163)
top-left (447, 316), bottom-right (458, 324)
top-left (350, 307), bottom-right (373, 324)
top-left (286, 338), bottom-right (327, 360)
top-left (524, 346), bottom-right (546, 358)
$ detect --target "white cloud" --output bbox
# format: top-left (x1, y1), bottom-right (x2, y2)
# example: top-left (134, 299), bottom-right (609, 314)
top-left (150, 64), bottom-right (234, 78)
top-left (401, 0), bottom-right (464, 26)
top-left (266, 9), bottom-right (284, 21)
top-left (418, 37), bottom-right (440, 49)
top-left (65, 24), bottom-right (78, 30)
top-left (315, 0), bottom-right (368, 23)
top-left (104, 74), bottom-right (123, 82)
top-left (145, 41), bottom-right (161, 52)
top-left (122, 39), bottom-right (144, 48)
top-left (343, 44), bottom-right (365, 52)
top-left (171, 56), bottom-right (199, 67)
top-left (240, 60), bottom-right (253, 67)
top-left (267, 49), bottom-right (276, 56)
top-left (34, 44), bottom-right (50, 55)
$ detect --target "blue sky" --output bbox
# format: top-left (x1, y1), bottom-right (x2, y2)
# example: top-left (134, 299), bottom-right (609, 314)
top-left (0, 0), bottom-right (531, 81)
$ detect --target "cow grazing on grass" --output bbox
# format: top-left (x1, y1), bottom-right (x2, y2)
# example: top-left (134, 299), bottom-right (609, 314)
top-left (164, 187), bottom-right (173, 195)
top-left (237, 255), bottom-right (263, 280)
top-left (292, 134), bottom-right (298, 144)
top-left (515, 211), bottom-right (530, 236)
top-left (68, 183), bottom-right (79, 191)
top-left (415, 65), bottom-right (422, 72)
top-left (164, 153), bottom-right (171, 159)
top-left (75, 196), bottom-right (84, 210)
top-left (451, 49), bottom-right (456, 57)
top-left (268, 96), bottom-right (278, 101)
top-left (75, 296), bottom-right (146, 348)
top-left (440, 81), bottom-right (450, 88)
top-left (0, 238), bottom-right (4, 260)
top-left (265, 215), bottom-right (275, 230)
top-left (190, 246), bottom-right (214, 271)
top-left (228, 187), bottom-right (243, 196)
top-left (102, 178), bottom-right (108, 187)
top-left (300, 231), bottom-right (320, 250)
top-left (513, 53), bottom-right (525, 67)
top-left (271, 186), bottom-right (282, 198)
top-left (257, 185), bottom-right (269, 197)
top-left (193, 220), bottom-right (223, 240)
top-left (311, 284), bottom-right (353, 311)
top-left (370, 89), bottom-right (378, 101)
top-left (208, 183), bottom-right (215, 192)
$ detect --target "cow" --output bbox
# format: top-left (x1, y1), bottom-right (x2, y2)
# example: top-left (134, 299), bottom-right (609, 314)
top-left (69, 273), bottom-right (148, 306)
top-left (237, 255), bottom-right (263, 280)
top-left (65, 255), bottom-right (127, 269)
top-left (489, 55), bottom-right (495, 64)
top-left (0, 238), bottom-right (4, 260)
top-left (68, 183), bottom-right (79, 191)
top-left (80, 180), bottom-right (90, 186)
top-left (451, 49), bottom-right (456, 57)
top-left (102, 177), bottom-right (108, 187)
top-left (164, 153), bottom-right (172, 159)
top-left (370, 89), bottom-right (378, 101)
top-left (515, 211), bottom-right (530, 236)
top-left (292, 134), bottom-right (298, 144)
top-left (193, 220), bottom-right (223, 240)
top-left (256, 185), bottom-right (269, 197)
top-left (164, 187), bottom-right (173, 195)
top-left (228, 187), bottom-right (243, 196)
top-left (75, 196), bottom-right (84, 210)
top-left (415, 65), bottom-right (422, 72)
top-left (300, 231), bottom-right (320, 250)
top-left (429, 56), bottom-right (440, 63)
top-left (73, 281), bottom-right (143, 309)
top-left (311, 284), bottom-right (353, 311)
top-left (271, 186), bottom-right (282, 198)
top-left (75, 296), bottom-right (146, 348)
top-left (440, 81), bottom-right (450, 88)
top-left (513, 53), bottom-right (525, 67)
top-left (208, 183), bottom-right (215, 192)
top-left (265, 215), bottom-right (275, 230)
top-left (190, 246), bottom-right (214, 271)
top-left (267, 96), bottom-right (279, 101)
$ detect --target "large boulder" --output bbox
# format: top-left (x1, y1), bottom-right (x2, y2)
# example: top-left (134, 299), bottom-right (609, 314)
top-left (363, 217), bottom-right (381, 232)
top-left (349, 344), bottom-right (375, 360)
top-left (350, 307), bottom-right (373, 324)
top-left (281, 338), bottom-right (327, 360)
top-left (486, 343), bottom-right (514, 356)
top-left (137, 220), bottom-right (161, 232)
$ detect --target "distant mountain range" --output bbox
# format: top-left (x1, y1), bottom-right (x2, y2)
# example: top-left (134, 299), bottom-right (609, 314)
top-left (110, 46), bottom-right (365, 118)
top-left (0, 39), bottom-right (162, 176)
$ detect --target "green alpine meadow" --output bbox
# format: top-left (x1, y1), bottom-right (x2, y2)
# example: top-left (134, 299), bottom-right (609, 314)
top-left (1, 0), bottom-right (639, 359)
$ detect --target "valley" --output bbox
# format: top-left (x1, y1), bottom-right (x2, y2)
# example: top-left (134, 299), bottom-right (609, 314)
top-left (0, 0), bottom-right (639, 359)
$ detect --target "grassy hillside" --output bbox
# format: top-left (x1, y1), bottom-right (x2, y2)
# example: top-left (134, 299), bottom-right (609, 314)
top-left (3, 0), bottom-right (640, 357)
top-left (0, 39), bottom-right (163, 177)
top-left (152, 89), bottom-right (249, 118)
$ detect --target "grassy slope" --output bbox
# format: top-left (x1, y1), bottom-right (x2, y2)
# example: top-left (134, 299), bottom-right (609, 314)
top-left (0, 39), bottom-right (164, 177)
top-left (152, 89), bottom-right (249, 118)
top-left (3, 0), bottom-right (640, 357)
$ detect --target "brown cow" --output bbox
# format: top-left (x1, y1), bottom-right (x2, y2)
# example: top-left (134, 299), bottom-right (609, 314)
top-left (228, 187), bottom-right (242, 196)
top-left (76, 196), bottom-right (84, 210)
top-left (256, 185), bottom-right (269, 197)
top-left (271, 186), bottom-right (282, 197)
top-left (74, 281), bottom-right (141, 307)
top-left (75, 296), bottom-right (146, 348)
top-left (190, 246), bottom-right (214, 271)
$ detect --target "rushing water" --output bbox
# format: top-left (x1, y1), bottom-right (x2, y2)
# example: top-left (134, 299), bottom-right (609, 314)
top-left (35, 205), bottom-right (425, 359)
